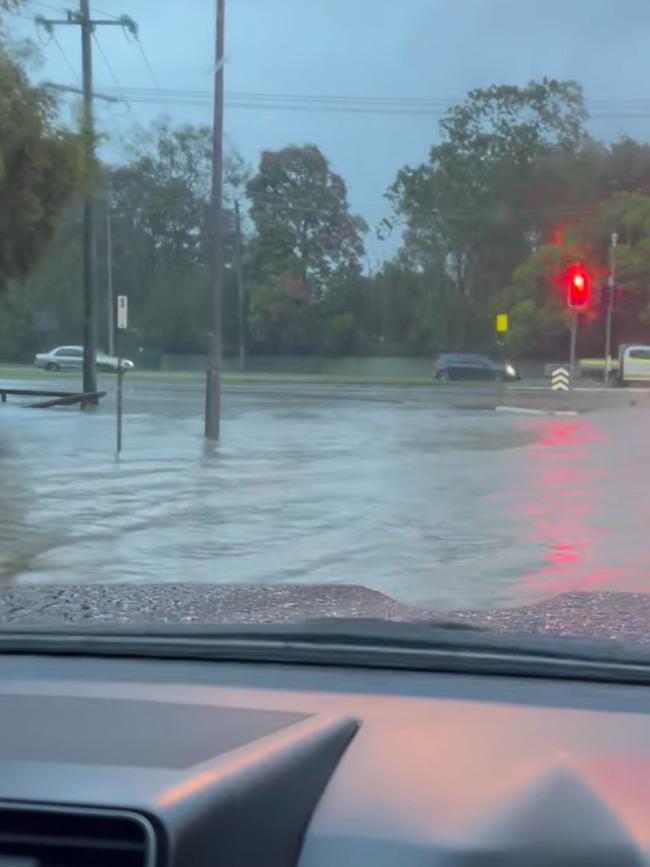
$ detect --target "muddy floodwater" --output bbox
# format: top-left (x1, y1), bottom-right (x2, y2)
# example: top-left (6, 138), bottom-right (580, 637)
top-left (1, 377), bottom-right (649, 611)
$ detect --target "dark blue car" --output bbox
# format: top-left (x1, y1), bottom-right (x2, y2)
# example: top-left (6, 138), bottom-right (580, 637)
top-left (432, 353), bottom-right (520, 382)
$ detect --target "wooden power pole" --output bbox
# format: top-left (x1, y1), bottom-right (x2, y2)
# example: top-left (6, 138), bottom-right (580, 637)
top-left (204, 0), bottom-right (226, 440)
top-left (36, 4), bottom-right (137, 401)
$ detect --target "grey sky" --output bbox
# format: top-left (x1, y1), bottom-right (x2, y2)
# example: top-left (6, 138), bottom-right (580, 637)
top-left (9, 0), bottom-right (650, 262)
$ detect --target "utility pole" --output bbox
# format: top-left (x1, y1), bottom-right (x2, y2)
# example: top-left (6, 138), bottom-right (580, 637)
top-left (234, 198), bottom-right (246, 372)
top-left (604, 232), bottom-right (618, 387)
top-left (106, 208), bottom-right (114, 356)
top-left (36, 6), bottom-right (136, 400)
top-left (78, 0), bottom-right (97, 399)
top-left (205, 0), bottom-right (225, 440)
top-left (204, 0), bottom-right (226, 440)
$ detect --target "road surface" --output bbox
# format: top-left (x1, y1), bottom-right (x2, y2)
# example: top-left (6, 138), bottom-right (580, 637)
top-left (0, 374), bottom-right (648, 611)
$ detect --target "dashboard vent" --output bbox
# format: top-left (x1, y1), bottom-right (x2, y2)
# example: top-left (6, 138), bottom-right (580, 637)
top-left (0, 804), bottom-right (153, 867)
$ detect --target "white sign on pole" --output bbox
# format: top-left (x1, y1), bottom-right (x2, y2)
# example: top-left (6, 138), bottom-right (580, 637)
top-left (117, 295), bottom-right (128, 330)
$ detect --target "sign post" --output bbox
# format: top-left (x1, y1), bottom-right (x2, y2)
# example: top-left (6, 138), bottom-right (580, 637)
top-left (116, 295), bottom-right (128, 454)
top-left (495, 315), bottom-right (508, 392)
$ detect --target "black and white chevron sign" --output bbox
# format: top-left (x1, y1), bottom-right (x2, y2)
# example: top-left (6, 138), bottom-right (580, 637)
top-left (551, 367), bottom-right (570, 391)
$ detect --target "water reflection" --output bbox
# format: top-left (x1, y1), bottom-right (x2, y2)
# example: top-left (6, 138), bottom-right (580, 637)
top-left (0, 431), bottom-right (46, 579)
top-left (515, 415), bottom-right (643, 596)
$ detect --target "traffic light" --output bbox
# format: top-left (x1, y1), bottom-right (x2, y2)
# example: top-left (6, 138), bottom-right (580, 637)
top-left (564, 263), bottom-right (591, 310)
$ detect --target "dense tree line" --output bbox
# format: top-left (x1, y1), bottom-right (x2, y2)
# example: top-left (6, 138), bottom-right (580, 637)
top-left (4, 9), bottom-right (650, 363)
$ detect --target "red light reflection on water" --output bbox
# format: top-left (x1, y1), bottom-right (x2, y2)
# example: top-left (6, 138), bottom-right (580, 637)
top-left (515, 418), bottom-right (613, 595)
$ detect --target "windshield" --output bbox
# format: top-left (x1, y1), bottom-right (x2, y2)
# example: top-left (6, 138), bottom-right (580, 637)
top-left (1, 0), bottom-right (649, 650)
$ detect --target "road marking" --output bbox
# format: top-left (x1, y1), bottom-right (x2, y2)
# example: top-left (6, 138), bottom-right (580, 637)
top-left (495, 406), bottom-right (579, 417)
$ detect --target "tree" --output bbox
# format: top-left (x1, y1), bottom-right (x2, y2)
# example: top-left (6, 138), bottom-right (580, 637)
top-left (104, 122), bottom-right (246, 354)
top-left (0, 46), bottom-right (81, 294)
top-left (246, 144), bottom-right (366, 354)
top-left (387, 79), bottom-right (589, 351)
top-left (499, 190), bottom-right (650, 354)
top-left (247, 145), bottom-right (366, 291)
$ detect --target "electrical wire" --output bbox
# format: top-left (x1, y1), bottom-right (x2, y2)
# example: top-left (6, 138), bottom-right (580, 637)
top-left (91, 30), bottom-right (130, 110)
top-left (85, 86), bottom-right (650, 120)
top-left (23, 0), bottom-right (70, 13)
top-left (49, 31), bottom-right (79, 85)
top-left (69, 84), bottom-right (650, 110)
top-left (89, 4), bottom-right (121, 20)
top-left (131, 34), bottom-right (168, 109)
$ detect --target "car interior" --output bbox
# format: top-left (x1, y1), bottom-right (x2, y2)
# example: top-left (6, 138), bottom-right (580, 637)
top-left (0, 637), bottom-right (647, 866)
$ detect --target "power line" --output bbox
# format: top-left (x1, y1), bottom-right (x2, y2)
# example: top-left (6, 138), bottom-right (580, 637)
top-left (24, 0), bottom-right (72, 12)
top-left (131, 33), bottom-right (167, 109)
top-left (85, 86), bottom-right (650, 119)
top-left (48, 31), bottom-right (80, 84)
top-left (91, 30), bottom-right (129, 108)
top-left (78, 84), bottom-right (650, 109)
top-left (89, 4), bottom-right (121, 19)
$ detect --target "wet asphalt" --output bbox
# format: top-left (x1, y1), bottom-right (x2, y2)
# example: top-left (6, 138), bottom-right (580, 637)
top-left (1, 374), bottom-right (649, 613)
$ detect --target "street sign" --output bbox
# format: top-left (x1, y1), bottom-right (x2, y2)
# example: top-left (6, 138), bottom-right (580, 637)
top-left (551, 367), bottom-right (570, 392)
top-left (496, 314), bottom-right (509, 333)
top-left (117, 295), bottom-right (128, 330)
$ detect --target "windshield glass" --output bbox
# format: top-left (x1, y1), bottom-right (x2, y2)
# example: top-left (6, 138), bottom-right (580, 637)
top-left (1, 0), bottom-right (649, 649)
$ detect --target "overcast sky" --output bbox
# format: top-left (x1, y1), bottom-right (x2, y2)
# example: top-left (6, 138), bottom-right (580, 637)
top-left (8, 0), bottom-right (650, 262)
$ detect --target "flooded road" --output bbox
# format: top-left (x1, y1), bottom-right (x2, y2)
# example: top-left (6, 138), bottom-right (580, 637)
top-left (1, 376), bottom-right (648, 611)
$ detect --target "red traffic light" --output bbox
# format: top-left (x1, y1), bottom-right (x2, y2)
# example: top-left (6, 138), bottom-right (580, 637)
top-left (564, 263), bottom-right (591, 310)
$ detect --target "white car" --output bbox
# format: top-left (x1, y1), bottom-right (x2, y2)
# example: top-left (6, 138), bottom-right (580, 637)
top-left (34, 346), bottom-right (134, 372)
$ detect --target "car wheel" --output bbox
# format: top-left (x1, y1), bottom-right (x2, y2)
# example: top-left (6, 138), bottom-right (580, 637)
top-left (436, 370), bottom-right (451, 381)
top-left (45, 362), bottom-right (61, 372)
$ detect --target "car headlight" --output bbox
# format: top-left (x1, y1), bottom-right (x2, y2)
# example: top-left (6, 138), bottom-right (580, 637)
top-left (506, 364), bottom-right (516, 377)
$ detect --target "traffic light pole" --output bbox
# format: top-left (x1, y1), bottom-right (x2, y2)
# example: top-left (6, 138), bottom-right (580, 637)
top-left (569, 311), bottom-right (578, 392)
top-left (604, 232), bottom-right (618, 387)
top-left (564, 264), bottom-right (591, 392)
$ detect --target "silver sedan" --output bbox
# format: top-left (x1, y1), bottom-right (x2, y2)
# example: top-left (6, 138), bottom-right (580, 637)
top-left (34, 346), bottom-right (134, 372)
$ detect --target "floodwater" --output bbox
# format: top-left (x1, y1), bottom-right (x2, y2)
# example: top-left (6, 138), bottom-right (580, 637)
top-left (1, 377), bottom-right (650, 611)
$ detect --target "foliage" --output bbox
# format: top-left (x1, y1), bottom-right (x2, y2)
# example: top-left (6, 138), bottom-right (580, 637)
top-left (0, 47), bottom-right (82, 293)
top-left (8, 62), bottom-right (650, 362)
top-left (500, 189), bottom-right (650, 353)
top-left (245, 144), bottom-right (368, 353)
top-left (247, 145), bottom-right (366, 290)
top-left (387, 80), bottom-right (591, 350)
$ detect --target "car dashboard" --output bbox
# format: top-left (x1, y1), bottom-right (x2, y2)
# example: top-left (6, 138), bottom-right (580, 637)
top-left (0, 653), bottom-right (648, 866)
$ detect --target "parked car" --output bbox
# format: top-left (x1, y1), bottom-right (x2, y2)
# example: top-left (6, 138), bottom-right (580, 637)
top-left (432, 353), bottom-right (520, 382)
top-left (34, 346), bottom-right (134, 372)
top-left (617, 344), bottom-right (650, 385)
